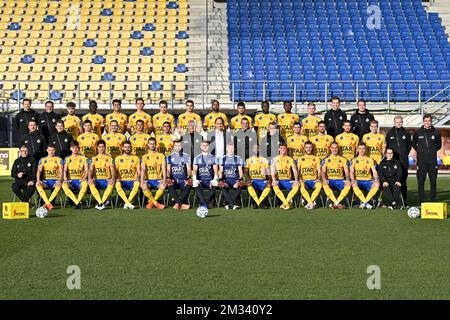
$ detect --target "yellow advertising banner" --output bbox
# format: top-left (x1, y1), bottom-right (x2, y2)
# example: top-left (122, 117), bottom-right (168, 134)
top-left (0, 148), bottom-right (19, 177)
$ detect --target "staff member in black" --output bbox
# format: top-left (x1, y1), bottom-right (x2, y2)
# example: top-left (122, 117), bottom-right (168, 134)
top-left (14, 98), bottom-right (38, 146)
top-left (181, 120), bottom-right (203, 163)
top-left (38, 100), bottom-right (60, 143)
top-left (412, 114), bottom-right (442, 204)
top-left (260, 122), bottom-right (285, 159)
top-left (20, 119), bottom-right (46, 162)
top-left (11, 145), bottom-right (37, 203)
top-left (233, 117), bottom-right (257, 161)
top-left (385, 115), bottom-right (412, 205)
top-left (48, 120), bottom-right (72, 159)
top-left (378, 148), bottom-right (403, 209)
top-left (324, 96), bottom-right (347, 138)
top-left (350, 99), bottom-right (375, 139)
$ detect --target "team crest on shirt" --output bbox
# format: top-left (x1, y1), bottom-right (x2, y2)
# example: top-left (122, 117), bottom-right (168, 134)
top-left (37, 139), bottom-right (41, 143)
top-left (328, 159), bottom-right (331, 163)
top-left (366, 118), bottom-right (369, 122)
top-left (394, 165), bottom-right (398, 169)
top-left (340, 137), bottom-right (343, 140)
top-left (27, 163), bottom-right (31, 167)
top-left (120, 159), bottom-right (124, 163)
top-left (315, 138), bottom-right (319, 142)
top-left (134, 137), bottom-right (136, 141)
top-left (356, 160), bottom-right (359, 163)
top-left (367, 137), bottom-right (370, 140)
top-left (44, 160), bottom-right (47, 163)
top-left (431, 135), bottom-right (435, 139)
top-left (339, 116), bottom-right (343, 120)
top-left (109, 116), bottom-right (113, 119)
top-left (81, 136), bottom-right (84, 140)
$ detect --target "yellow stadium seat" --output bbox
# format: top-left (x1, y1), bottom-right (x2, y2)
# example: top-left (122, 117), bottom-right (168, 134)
top-left (117, 56), bottom-right (128, 65)
top-left (151, 73), bottom-right (162, 81)
top-left (164, 64), bottom-right (174, 73)
top-left (20, 64), bottom-right (32, 73)
top-left (106, 56), bottom-right (116, 64)
top-left (153, 56), bottom-right (163, 65)
top-left (80, 65), bottom-right (91, 73)
top-left (54, 73), bottom-right (65, 82)
top-left (127, 73), bottom-right (138, 82)
top-left (152, 64), bottom-right (163, 73)
top-left (164, 72), bottom-right (174, 81)
top-left (128, 65), bottom-right (139, 73)
top-left (177, 56), bottom-right (187, 64)
top-left (165, 56), bottom-right (175, 65)
top-left (28, 82), bottom-right (39, 91)
top-left (3, 82), bottom-right (15, 90)
top-left (113, 82), bottom-right (125, 91)
top-left (175, 91), bottom-right (185, 101)
top-left (166, 40), bottom-right (175, 48)
top-left (108, 39), bottom-right (119, 47)
top-left (42, 73), bottom-right (53, 81)
top-left (8, 64), bottom-right (19, 73)
top-left (66, 73), bottom-right (78, 82)
top-left (92, 65), bottom-right (103, 73)
top-left (176, 73), bottom-right (186, 82)
top-left (177, 47), bottom-right (187, 56)
top-left (18, 73), bottom-right (29, 81)
top-left (141, 56), bottom-right (152, 65)
top-left (131, 40), bottom-right (142, 48)
top-left (0, 65), bottom-right (7, 72)
top-left (115, 73), bottom-right (126, 81)
top-left (70, 56), bottom-right (81, 64)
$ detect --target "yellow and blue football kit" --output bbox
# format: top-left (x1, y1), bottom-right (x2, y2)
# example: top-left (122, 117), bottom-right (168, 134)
top-left (321, 154), bottom-right (351, 205)
top-left (254, 113), bottom-right (277, 139)
top-left (62, 114), bottom-right (82, 140)
top-left (301, 114), bottom-right (321, 138)
top-left (103, 132), bottom-right (127, 159)
top-left (36, 156), bottom-right (63, 206)
top-left (105, 112), bottom-right (128, 134)
top-left (128, 111), bottom-right (152, 134)
top-left (286, 134), bottom-right (309, 160)
top-left (277, 113), bottom-right (300, 139)
top-left (298, 154), bottom-right (322, 205)
top-left (178, 112), bottom-right (202, 133)
top-left (89, 154), bottom-right (115, 205)
top-left (362, 132), bottom-right (385, 164)
top-left (156, 134), bottom-right (175, 156)
top-left (230, 114), bottom-right (253, 131)
top-left (246, 156), bottom-right (271, 206)
top-left (271, 155), bottom-right (299, 207)
top-left (336, 132), bottom-right (359, 161)
top-left (130, 133), bottom-right (151, 158)
top-left (311, 134), bottom-right (334, 160)
top-left (203, 112), bottom-right (228, 132)
top-left (82, 113), bottom-right (104, 137)
top-left (77, 132), bottom-right (99, 159)
top-left (152, 112), bottom-right (175, 137)
top-left (351, 156), bottom-right (379, 204)
top-left (115, 154), bottom-right (140, 206)
top-left (62, 155), bottom-right (88, 205)
top-left (141, 152), bottom-right (166, 205)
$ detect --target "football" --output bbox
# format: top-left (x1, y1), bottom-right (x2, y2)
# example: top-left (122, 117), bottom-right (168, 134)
top-left (35, 206), bottom-right (48, 219)
top-left (196, 206), bottom-right (208, 218)
top-left (407, 207), bottom-right (420, 219)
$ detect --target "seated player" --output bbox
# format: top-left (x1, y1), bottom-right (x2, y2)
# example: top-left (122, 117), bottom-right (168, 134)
top-left (245, 144), bottom-right (271, 209)
top-left (88, 140), bottom-right (116, 210)
top-left (35, 145), bottom-right (63, 210)
top-left (350, 142), bottom-right (380, 209)
top-left (104, 120), bottom-right (127, 159)
top-left (129, 120), bottom-right (151, 158)
top-left (166, 140), bottom-right (192, 209)
top-left (62, 141), bottom-right (89, 209)
top-left (321, 142), bottom-right (352, 209)
top-left (362, 120), bottom-right (385, 165)
top-left (192, 141), bottom-right (219, 208)
top-left (270, 143), bottom-right (300, 210)
top-left (298, 141), bottom-right (322, 210)
top-left (77, 120), bottom-right (100, 159)
top-left (157, 121), bottom-right (176, 156)
top-left (218, 143), bottom-right (245, 210)
top-left (115, 141), bottom-right (141, 210)
top-left (141, 137), bottom-right (166, 209)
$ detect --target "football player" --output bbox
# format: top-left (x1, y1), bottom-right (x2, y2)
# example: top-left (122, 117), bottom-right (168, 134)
top-left (245, 144), bottom-right (271, 209)
top-left (77, 120), bottom-right (100, 159)
top-left (277, 101), bottom-right (299, 139)
top-left (230, 101), bottom-right (253, 131)
top-left (82, 100), bottom-right (104, 137)
top-left (35, 145), bottom-right (63, 210)
top-left (335, 120), bottom-right (360, 161)
top-left (104, 120), bottom-right (127, 159)
top-left (152, 100), bottom-right (175, 137)
top-left (301, 102), bottom-right (322, 138)
top-left (129, 120), bottom-right (151, 158)
top-left (203, 99), bottom-right (228, 132)
top-left (311, 121), bottom-right (334, 160)
top-left (115, 141), bottom-right (141, 209)
top-left (157, 121), bottom-right (176, 156)
top-left (298, 141), bottom-right (322, 210)
top-left (192, 141), bottom-right (219, 208)
top-left (105, 99), bottom-right (128, 134)
top-left (286, 122), bottom-right (309, 161)
top-left (166, 140), bottom-right (192, 209)
top-left (254, 100), bottom-right (277, 139)
top-left (127, 97), bottom-right (152, 134)
top-left (177, 99), bottom-right (202, 135)
top-left (362, 120), bottom-right (385, 165)
top-left (61, 102), bottom-right (82, 141)
top-left (218, 143), bottom-right (245, 210)
top-left (141, 137), bottom-right (166, 209)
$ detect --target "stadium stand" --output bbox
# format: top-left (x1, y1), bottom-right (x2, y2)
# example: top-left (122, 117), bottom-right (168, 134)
top-left (228, 0), bottom-right (450, 102)
top-left (0, 0), bottom-right (189, 103)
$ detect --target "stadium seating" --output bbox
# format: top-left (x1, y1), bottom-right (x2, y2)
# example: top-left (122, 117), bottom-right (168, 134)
top-left (0, 0), bottom-right (189, 103)
top-left (228, 0), bottom-right (450, 102)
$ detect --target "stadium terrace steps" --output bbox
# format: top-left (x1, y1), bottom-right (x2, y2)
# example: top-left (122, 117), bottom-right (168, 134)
top-left (428, 0), bottom-right (450, 36)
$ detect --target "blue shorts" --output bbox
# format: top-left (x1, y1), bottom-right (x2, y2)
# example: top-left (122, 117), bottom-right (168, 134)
top-left (120, 180), bottom-right (137, 190)
top-left (199, 180), bottom-right (211, 188)
top-left (146, 179), bottom-right (160, 189)
top-left (251, 179), bottom-right (268, 191)
top-left (67, 180), bottom-right (83, 190)
top-left (303, 180), bottom-right (318, 190)
top-left (95, 179), bottom-right (108, 190)
top-left (357, 180), bottom-right (374, 191)
top-left (278, 180), bottom-right (294, 191)
top-left (328, 179), bottom-right (345, 191)
top-left (42, 179), bottom-right (57, 189)
top-left (171, 179), bottom-right (186, 188)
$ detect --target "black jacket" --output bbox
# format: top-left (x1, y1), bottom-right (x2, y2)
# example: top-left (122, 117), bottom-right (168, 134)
top-left (20, 131), bottom-right (46, 161)
top-left (412, 126), bottom-right (442, 165)
top-left (38, 111), bottom-right (60, 143)
top-left (385, 126), bottom-right (412, 165)
top-left (48, 130), bottom-right (72, 159)
top-left (324, 109), bottom-right (347, 138)
top-left (181, 131), bottom-right (203, 163)
top-left (350, 109), bottom-right (375, 139)
top-left (260, 132), bottom-right (285, 158)
top-left (378, 158), bottom-right (402, 184)
top-left (11, 155), bottom-right (37, 182)
top-left (15, 109), bottom-right (39, 140)
top-left (233, 128), bottom-right (258, 160)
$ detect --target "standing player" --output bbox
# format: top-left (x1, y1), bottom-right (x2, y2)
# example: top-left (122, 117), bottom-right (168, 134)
top-left (157, 122), bottom-right (176, 156)
top-left (141, 138), bottom-right (166, 209)
top-left (336, 120), bottom-right (360, 161)
top-left (104, 120), bottom-right (127, 159)
top-left (152, 100), bottom-right (175, 137)
top-left (130, 120), bottom-right (151, 158)
top-left (203, 99), bottom-right (229, 132)
top-left (271, 143), bottom-right (300, 210)
top-left (127, 97), bottom-right (152, 135)
top-left (230, 101), bottom-right (253, 131)
top-left (321, 142), bottom-right (352, 209)
top-left (218, 143), bottom-right (245, 210)
top-left (245, 145), bottom-right (271, 209)
top-left (166, 140), bottom-right (192, 209)
top-left (311, 121), bottom-right (334, 160)
top-left (115, 141), bottom-right (141, 209)
top-left (350, 142), bottom-right (380, 209)
top-left (302, 102), bottom-right (321, 139)
top-left (35, 145), bottom-right (63, 210)
top-left (177, 99), bottom-right (202, 135)
top-left (298, 141), bottom-right (322, 209)
top-left (77, 120), bottom-right (100, 159)
top-left (362, 120), bottom-right (385, 165)
top-left (88, 140), bottom-right (115, 210)
top-left (62, 102), bottom-right (82, 141)
top-left (192, 141), bottom-right (219, 208)
top-left (82, 100), bottom-right (104, 138)
top-left (61, 141), bottom-right (89, 209)
top-left (254, 101), bottom-right (277, 139)
top-left (105, 99), bottom-right (128, 134)
top-left (277, 101), bottom-right (299, 140)
top-left (286, 122), bottom-right (309, 161)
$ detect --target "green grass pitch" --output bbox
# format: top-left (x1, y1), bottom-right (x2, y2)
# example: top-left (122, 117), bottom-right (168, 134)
top-left (0, 177), bottom-right (449, 300)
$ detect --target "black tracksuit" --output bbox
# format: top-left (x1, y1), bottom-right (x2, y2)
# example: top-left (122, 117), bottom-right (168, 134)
top-left (181, 131), bottom-right (203, 163)
top-left (14, 109), bottom-right (38, 146)
top-left (412, 126), bottom-right (442, 204)
top-left (324, 108), bottom-right (347, 138)
top-left (48, 130), bottom-right (72, 159)
top-left (378, 158), bottom-right (403, 208)
top-left (350, 109), bottom-right (375, 139)
top-left (38, 111), bottom-right (60, 143)
top-left (11, 155), bottom-right (37, 202)
top-left (385, 126), bottom-right (412, 204)
top-left (20, 131), bottom-right (46, 162)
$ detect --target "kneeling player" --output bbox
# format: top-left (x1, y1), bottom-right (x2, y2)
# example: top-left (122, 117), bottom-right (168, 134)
top-left (141, 137), bottom-right (166, 209)
top-left (298, 141), bottom-right (322, 209)
top-left (89, 140), bottom-right (115, 210)
top-left (271, 143), bottom-right (299, 210)
top-left (62, 141), bottom-right (89, 209)
top-left (192, 141), bottom-right (219, 208)
top-left (115, 141), bottom-right (141, 209)
top-left (245, 145), bottom-right (271, 209)
top-left (36, 145), bottom-right (63, 210)
top-left (218, 143), bottom-right (245, 210)
top-left (321, 142), bottom-right (352, 209)
top-left (166, 140), bottom-right (192, 209)
top-left (350, 142), bottom-right (380, 209)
